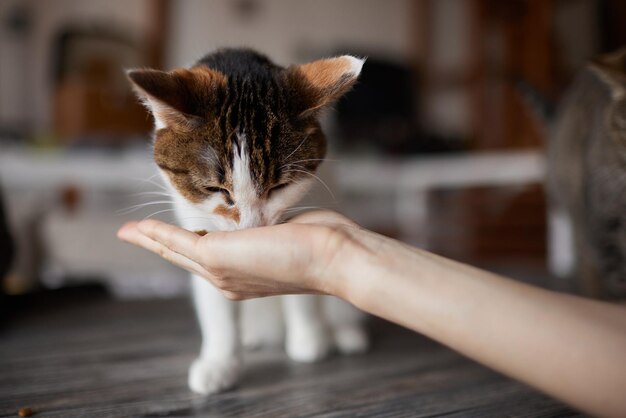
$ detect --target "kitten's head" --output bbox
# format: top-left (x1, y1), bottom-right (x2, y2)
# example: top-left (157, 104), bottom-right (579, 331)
top-left (128, 49), bottom-right (363, 230)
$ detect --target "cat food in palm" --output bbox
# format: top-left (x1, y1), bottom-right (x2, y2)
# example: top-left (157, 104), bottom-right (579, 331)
top-left (195, 229), bottom-right (208, 236)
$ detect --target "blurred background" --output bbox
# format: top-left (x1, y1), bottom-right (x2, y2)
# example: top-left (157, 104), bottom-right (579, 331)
top-left (1, 0), bottom-right (625, 299)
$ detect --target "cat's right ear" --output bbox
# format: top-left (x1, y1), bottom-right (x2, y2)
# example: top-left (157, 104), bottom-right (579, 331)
top-left (127, 68), bottom-right (227, 129)
top-left (286, 55), bottom-right (365, 117)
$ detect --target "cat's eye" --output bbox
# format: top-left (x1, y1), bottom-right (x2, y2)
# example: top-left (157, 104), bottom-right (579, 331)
top-left (204, 186), bottom-right (227, 194)
top-left (268, 183), bottom-right (289, 196)
top-left (204, 186), bottom-right (234, 205)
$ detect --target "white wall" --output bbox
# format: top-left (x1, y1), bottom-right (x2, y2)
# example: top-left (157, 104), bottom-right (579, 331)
top-left (166, 0), bottom-right (415, 68)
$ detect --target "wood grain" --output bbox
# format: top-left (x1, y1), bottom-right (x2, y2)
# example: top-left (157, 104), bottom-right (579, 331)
top-left (0, 289), bottom-right (583, 417)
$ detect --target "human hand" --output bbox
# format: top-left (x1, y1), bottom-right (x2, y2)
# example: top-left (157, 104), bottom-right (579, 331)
top-left (117, 210), bottom-right (360, 300)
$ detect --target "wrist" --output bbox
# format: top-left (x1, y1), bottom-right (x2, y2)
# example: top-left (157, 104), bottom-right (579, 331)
top-left (329, 229), bottom-right (432, 328)
top-left (308, 224), bottom-right (365, 299)
top-left (315, 225), bottom-right (390, 304)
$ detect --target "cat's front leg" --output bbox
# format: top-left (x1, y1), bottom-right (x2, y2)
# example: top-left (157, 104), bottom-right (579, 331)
top-left (189, 275), bottom-right (241, 395)
top-left (282, 295), bottom-right (332, 362)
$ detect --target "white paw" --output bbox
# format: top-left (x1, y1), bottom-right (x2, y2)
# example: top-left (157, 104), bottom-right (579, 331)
top-left (286, 324), bottom-right (332, 363)
top-left (188, 357), bottom-right (240, 395)
top-left (333, 325), bottom-right (369, 355)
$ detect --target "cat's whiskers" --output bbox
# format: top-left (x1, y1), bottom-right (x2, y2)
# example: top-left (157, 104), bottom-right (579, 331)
top-left (284, 177), bottom-right (330, 206)
top-left (117, 200), bottom-right (174, 215)
top-left (280, 158), bottom-right (340, 170)
top-left (128, 191), bottom-right (173, 198)
top-left (130, 173), bottom-right (159, 184)
top-left (280, 158), bottom-right (340, 175)
top-left (283, 169), bottom-right (336, 201)
top-left (144, 180), bottom-right (169, 193)
top-left (283, 205), bottom-right (323, 213)
top-left (142, 208), bottom-right (178, 221)
top-left (133, 173), bottom-right (159, 182)
top-left (282, 134), bottom-right (311, 163)
top-left (129, 174), bottom-right (169, 193)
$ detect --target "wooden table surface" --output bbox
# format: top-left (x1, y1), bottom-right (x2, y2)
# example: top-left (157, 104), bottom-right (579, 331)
top-left (0, 288), bottom-right (583, 418)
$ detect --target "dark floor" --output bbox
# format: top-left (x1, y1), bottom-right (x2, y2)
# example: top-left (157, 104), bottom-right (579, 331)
top-left (0, 288), bottom-right (584, 418)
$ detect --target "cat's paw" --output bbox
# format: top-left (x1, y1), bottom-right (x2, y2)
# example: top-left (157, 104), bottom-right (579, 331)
top-left (333, 325), bottom-right (369, 355)
top-left (286, 324), bottom-right (332, 363)
top-left (188, 357), bottom-right (240, 395)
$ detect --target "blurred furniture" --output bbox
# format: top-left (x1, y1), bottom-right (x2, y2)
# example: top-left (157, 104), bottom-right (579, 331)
top-left (337, 150), bottom-right (545, 248)
top-left (0, 145), bottom-right (185, 298)
top-left (417, 0), bottom-right (626, 151)
top-left (467, 0), bottom-right (556, 150)
top-left (416, 0), bottom-right (559, 149)
top-left (46, 0), bottom-right (170, 143)
top-left (52, 28), bottom-right (151, 142)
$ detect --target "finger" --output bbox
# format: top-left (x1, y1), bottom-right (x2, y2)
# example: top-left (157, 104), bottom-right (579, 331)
top-left (119, 222), bottom-right (212, 278)
top-left (117, 221), bottom-right (141, 242)
top-left (136, 219), bottom-right (201, 261)
top-left (289, 210), bottom-right (357, 227)
top-left (136, 234), bottom-right (208, 277)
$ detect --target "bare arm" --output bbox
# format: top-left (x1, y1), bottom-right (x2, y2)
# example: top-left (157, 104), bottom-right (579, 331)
top-left (331, 225), bottom-right (626, 418)
top-left (118, 211), bottom-right (626, 417)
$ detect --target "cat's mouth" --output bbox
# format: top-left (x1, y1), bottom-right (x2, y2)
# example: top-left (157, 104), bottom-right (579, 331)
top-left (222, 209), bottom-right (275, 231)
top-left (235, 216), bottom-right (277, 230)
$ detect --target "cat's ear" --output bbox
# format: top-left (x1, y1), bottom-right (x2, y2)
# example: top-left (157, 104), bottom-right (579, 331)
top-left (287, 55), bottom-right (365, 117)
top-left (127, 67), bottom-right (227, 129)
top-left (590, 51), bottom-right (626, 100)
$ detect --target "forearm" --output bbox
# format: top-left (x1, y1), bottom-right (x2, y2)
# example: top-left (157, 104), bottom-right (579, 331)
top-left (331, 228), bottom-right (626, 418)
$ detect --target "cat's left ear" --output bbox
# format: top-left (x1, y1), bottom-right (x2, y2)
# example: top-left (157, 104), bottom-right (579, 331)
top-left (287, 55), bottom-right (365, 117)
top-left (127, 67), bottom-right (227, 129)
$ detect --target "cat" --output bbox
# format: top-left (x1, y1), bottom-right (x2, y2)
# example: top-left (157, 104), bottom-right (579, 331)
top-left (547, 47), bottom-right (626, 298)
top-left (128, 48), bottom-right (369, 394)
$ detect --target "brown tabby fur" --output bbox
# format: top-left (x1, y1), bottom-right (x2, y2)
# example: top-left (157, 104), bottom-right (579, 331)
top-left (549, 47), bottom-right (626, 298)
top-left (128, 49), bottom-right (360, 210)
